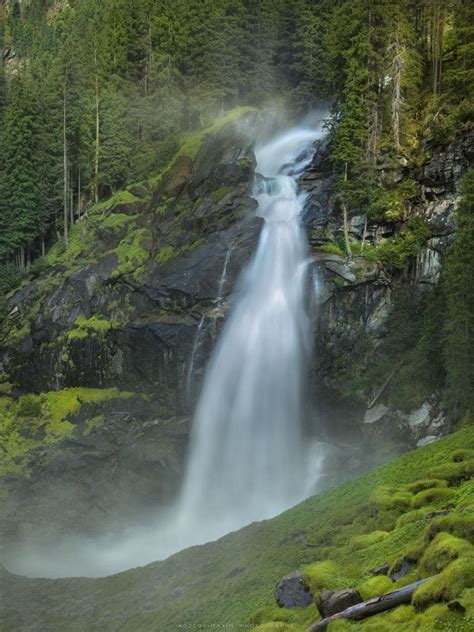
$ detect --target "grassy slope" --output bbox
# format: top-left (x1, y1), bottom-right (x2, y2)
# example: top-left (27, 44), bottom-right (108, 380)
top-left (129, 425), bottom-right (473, 631)
top-left (5, 426), bottom-right (471, 632)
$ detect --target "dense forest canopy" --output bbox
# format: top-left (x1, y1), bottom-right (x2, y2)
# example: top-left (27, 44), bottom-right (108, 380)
top-left (0, 0), bottom-right (473, 414)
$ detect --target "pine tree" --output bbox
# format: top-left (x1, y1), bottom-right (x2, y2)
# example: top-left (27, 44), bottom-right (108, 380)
top-left (443, 169), bottom-right (474, 414)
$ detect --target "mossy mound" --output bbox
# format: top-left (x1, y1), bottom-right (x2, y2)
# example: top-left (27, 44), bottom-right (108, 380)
top-left (0, 387), bottom-right (135, 478)
top-left (249, 429), bottom-right (474, 632)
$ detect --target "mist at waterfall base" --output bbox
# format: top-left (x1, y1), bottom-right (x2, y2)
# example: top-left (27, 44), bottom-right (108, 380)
top-left (6, 121), bottom-right (329, 579)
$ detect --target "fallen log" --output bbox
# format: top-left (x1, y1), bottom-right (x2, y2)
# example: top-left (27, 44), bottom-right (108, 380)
top-left (308, 576), bottom-right (435, 631)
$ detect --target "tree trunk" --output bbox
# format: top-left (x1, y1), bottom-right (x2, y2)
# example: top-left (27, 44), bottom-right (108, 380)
top-left (63, 78), bottom-right (68, 246)
top-left (77, 167), bottom-right (82, 220)
top-left (308, 577), bottom-right (434, 630)
top-left (392, 23), bottom-right (403, 150)
top-left (94, 71), bottom-right (100, 204)
top-left (342, 163), bottom-right (352, 259)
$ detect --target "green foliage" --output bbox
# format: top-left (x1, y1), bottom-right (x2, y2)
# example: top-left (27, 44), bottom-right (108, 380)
top-left (374, 218), bottom-right (430, 269)
top-left (319, 242), bottom-right (345, 256)
top-left (357, 575), bottom-right (393, 600)
top-left (413, 557), bottom-right (474, 611)
top-left (303, 560), bottom-right (346, 594)
top-left (16, 394), bottom-right (42, 418)
top-left (418, 533), bottom-right (473, 576)
top-left (427, 462), bottom-right (474, 486)
top-left (369, 179), bottom-right (418, 221)
top-left (0, 387), bottom-right (135, 478)
top-left (411, 487), bottom-right (456, 509)
top-left (66, 315), bottom-right (113, 340)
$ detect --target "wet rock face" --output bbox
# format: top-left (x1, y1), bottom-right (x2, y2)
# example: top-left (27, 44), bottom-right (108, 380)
top-left (301, 131), bottom-right (473, 455)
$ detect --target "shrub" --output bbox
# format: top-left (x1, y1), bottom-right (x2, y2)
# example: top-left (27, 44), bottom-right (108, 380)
top-left (350, 531), bottom-right (390, 549)
top-left (412, 487), bottom-right (456, 509)
top-left (428, 462), bottom-right (474, 485)
top-left (425, 516), bottom-right (474, 545)
top-left (303, 560), bottom-right (344, 594)
top-left (405, 479), bottom-right (448, 494)
top-left (413, 557), bottom-right (474, 610)
top-left (370, 485), bottom-right (413, 511)
top-left (419, 533), bottom-right (473, 575)
top-left (16, 394), bottom-right (42, 418)
top-left (358, 575), bottom-right (394, 600)
top-left (396, 509), bottom-right (428, 528)
top-left (451, 449), bottom-right (474, 463)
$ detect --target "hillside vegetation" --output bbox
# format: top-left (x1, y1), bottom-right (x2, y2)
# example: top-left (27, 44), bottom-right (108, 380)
top-left (1, 426), bottom-right (473, 631)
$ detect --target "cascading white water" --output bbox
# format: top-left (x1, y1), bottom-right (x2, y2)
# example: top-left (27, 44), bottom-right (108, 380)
top-left (170, 123), bottom-right (325, 544)
top-left (5, 122), bottom-right (326, 578)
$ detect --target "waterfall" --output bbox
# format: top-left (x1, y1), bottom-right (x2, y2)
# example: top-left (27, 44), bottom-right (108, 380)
top-left (185, 316), bottom-right (206, 402)
top-left (169, 123), bottom-right (325, 546)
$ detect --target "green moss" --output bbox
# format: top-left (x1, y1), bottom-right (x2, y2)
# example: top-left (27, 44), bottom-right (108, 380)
top-left (370, 485), bottom-right (413, 511)
top-left (412, 487), bottom-right (456, 509)
top-left (0, 388), bottom-right (137, 480)
top-left (303, 560), bottom-right (346, 594)
top-left (210, 186), bottom-right (233, 201)
top-left (319, 242), bottom-right (345, 256)
top-left (112, 227), bottom-right (149, 276)
top-left (66, 315), bottom-right (113, 341)
top-left (155, 244), bottom-right (175, 264)
top-left (93, 190), bottom-right (140, 213)
top-left (100, 213), bottom-right (136, 230)
top-left (358, 575), bottom-right (394, 600)
top-left (419, 533), bottom-right (473, 576)
top-left (250, 605), bottom-right (317, 627)
top-left (177, 106), bottom-right (258, 160)
top-left (16, 394), bottom-right (42, 417)
top-left (45, 223), bottom-right (95, 268)
top-left (425, 515), bottom-right (474, 545)
top-left (405, 479), bottom-right (449, 494)
top-left (451, 449), bottom-right (474, 463)
top-left (350, 530), bottom-right (390, 550)
top-left (396, 509), bottom-right (429, 528)
top-left (84, 414), bottom-right (105, 436)
top-left (413, 557), bottom-right (474, 610)
top-left (326, 622), bottom-right (352, 631)
top-left (253, 624), bottom-right (300, 632)
top-left (428, 461), bottom-right (474, 485)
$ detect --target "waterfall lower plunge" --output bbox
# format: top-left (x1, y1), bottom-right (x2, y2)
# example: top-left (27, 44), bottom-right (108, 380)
top-left (170, 126), bottom-right (324, 546)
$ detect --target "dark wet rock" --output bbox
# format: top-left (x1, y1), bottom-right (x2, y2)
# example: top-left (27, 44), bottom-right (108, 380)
top-left (370, 562), bottom-right (390, 576)
top-left (424, 510), bottom-right (450, 520)
top-left (389, 560), bottom-right (412, 581)
top-left (447, 599), bottom-right (466, 613)
top-left (275, 571), bottom-right (314, 608)
top-left (316, 588), bottom-right (363, 617)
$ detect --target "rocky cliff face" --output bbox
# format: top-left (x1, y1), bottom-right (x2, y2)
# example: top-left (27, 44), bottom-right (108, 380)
top-left (0, 112), bottom-right (472, 546)
top-left (301, 131), bottom-right (474, 469)
top-left (0, 110), bottom-right (263, 542)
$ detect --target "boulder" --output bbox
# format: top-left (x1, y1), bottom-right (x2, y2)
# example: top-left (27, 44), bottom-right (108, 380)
top-left (317, 588), bottom-right (363, 618)
top-left (275, 571), bottom-right (313, 608)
